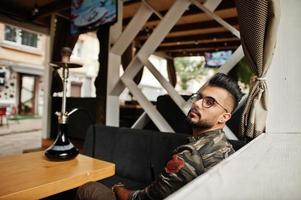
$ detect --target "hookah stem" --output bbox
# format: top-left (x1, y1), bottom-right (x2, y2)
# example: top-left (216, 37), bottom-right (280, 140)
top-left (61, 64), bottom-right (69, 116)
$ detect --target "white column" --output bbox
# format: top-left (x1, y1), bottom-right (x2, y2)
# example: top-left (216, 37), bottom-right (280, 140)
top-left (106, 1), bottom-right (153, 126)
top-left (267, 0), bottom-right (301, 133)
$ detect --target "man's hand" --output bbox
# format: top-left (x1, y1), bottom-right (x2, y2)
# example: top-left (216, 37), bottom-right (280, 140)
top-left (112, 183), bottom-right (133, 200)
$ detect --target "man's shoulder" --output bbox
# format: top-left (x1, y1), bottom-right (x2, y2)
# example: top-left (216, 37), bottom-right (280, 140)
top-left (175, 130), bottom-right (233, 156)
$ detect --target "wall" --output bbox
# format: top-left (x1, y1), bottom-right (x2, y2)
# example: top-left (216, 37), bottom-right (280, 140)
top-left (70, 32), bottom-right (99, 97)
top-left (267, 0), bottom-right (301, 133)
top-left (0, 24), bottom-right (46, 66)
top-left (0, 23), bottom-right (46, 114)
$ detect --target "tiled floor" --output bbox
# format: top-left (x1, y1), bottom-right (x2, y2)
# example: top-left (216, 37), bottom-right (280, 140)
top-left (0, 118), bottom-right (42, 156)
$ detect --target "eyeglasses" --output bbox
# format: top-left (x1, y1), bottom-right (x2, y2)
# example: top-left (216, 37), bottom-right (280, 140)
top-left (190, 93), bottom-right (229, 113)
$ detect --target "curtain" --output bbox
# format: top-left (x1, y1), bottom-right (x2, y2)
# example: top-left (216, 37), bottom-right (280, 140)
top-left (236, 0), bottom-right (280, 139)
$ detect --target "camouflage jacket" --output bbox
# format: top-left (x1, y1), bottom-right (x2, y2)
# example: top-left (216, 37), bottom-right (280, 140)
top-left (129, 129), bottom-right (234, 200)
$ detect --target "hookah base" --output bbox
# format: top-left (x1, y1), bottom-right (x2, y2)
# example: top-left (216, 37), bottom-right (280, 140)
top-left (44, 147), bottom-right (79, 161)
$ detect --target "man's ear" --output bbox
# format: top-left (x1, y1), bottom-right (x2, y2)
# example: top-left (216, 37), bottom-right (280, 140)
top-left (218, 113), bottom-right (231, 123)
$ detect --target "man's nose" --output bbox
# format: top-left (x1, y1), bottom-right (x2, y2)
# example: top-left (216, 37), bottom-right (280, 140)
top-left (192, 99), bottom-right (203, 109)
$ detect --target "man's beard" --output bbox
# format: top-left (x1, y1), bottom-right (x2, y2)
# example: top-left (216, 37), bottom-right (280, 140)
top-left (186, 109), bottom-right (213, 129)
top-left (186, 117), bottom-right (212, 129)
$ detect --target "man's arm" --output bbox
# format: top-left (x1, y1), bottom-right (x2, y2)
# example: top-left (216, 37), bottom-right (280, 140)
top-left (114, 135), bottom-right (233, 200)
top-left (129, 145), bottom-right (206, 200)
top-left (112, 146), bottom-right (202, 200)
top-left (113, 184), bottom-right (133, 200)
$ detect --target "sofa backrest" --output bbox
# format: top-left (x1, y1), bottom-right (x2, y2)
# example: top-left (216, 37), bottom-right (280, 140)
top-left (156, 95), bottom-right (192, 135)
top-left (84, 125), bottom-right (189, 184)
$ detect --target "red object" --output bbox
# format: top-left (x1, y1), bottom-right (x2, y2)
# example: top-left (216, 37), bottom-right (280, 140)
top-left (165, 154), bottom-right (185, 174)
top-left (0, 107), bottom-right (6, 116)
top-left (11, 106), bottom-right (17, 115)
top-left (0, 107), bottom-right (7, 126)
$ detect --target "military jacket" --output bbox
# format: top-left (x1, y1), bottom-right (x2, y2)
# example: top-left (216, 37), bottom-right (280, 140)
top-left (129, 129), bottom-right (234, 200)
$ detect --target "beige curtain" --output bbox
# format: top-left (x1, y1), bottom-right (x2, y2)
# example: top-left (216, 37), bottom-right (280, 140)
top-left (236, 0), bottom-right (280, 139)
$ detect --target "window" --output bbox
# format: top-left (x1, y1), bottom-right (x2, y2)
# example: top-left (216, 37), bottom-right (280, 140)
top-left (4, 25), bottom-right (39, 48)
top-left (4, 26), bottom-right (17, 42)
top-left (21, 30), bottom-right (38, 47)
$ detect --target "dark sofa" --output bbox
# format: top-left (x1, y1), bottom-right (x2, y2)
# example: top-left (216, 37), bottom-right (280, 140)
top-left (83, 125), bottom-right (188, 189)
top-left (83, 125), bottom-right (245, 190)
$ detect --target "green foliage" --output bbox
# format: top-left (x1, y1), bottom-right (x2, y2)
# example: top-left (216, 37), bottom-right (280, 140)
top-left (174, 56), bottom-right (253, 91)
top-left (174, 57), bottom-right (210, 90)
top-left (236, 57), bottom-right (254, 85)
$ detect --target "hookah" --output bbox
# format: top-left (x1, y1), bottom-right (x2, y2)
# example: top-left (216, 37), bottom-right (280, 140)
top-left (45, 47), bottom-right (82, 161)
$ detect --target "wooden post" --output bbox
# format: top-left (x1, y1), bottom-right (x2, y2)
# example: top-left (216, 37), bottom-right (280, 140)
top-left (167, 58), bottom-right (177, 87)
top-left (94, 25), bottom-right (110, 124)
top-left (122, 43), bottom-right (143, 85)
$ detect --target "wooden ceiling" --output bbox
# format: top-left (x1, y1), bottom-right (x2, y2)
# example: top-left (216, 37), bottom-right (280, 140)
top-left (0, 0), bottom-right (240, 58)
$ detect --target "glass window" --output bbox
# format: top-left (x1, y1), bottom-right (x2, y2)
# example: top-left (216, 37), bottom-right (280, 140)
top-left (21, 30), bottom-right (38, 47)
top-left (4, 25), bottom-right (39, 49)
top-left (4, 25), bottom-right (17, 42)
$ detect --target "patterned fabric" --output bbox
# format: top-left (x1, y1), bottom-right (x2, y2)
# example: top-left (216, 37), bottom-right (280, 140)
top-left (129, 129), bottom-right (234, 200)
top-left (236, 0), bottom-right (280, 139)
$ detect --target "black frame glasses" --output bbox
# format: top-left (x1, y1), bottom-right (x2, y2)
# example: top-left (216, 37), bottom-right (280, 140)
top-left (190, 93), bottom-right (229, 113)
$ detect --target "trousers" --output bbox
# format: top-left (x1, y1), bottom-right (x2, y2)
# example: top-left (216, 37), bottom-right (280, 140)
top-left (75, 182), bottom-right (116, 200)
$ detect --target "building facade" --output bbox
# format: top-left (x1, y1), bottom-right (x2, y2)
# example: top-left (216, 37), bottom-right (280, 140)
top-left (0, 23), bottom-right (99, 117)
top-left (0, 23), bottom-right (46, 116)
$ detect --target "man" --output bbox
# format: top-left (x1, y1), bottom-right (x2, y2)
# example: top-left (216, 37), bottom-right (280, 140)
top-left (76, 73), bottom-right (243, 200)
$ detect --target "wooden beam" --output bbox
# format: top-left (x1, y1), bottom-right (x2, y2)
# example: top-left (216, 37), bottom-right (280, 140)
top-left (154, 31), bottom-right (236, 44)
top-left (137, 17), bottom-right (238, 38)
top-left (34, 0), bottom-right (71, 19)
top-left (0, 1), bottom-right (29, 19)
top-left (160, 37), bottom-right (240, 47)
top-left (138, 24), bottom-right (239, 41)
top-left (191, 0), bottom-right (240, 38)
top-left (142, 8), bottom-right (237, 29)
top-left (218, 45), bottom-right (244, 74)
top-left (172, 26), bottom-right (239, 40)
top-left (111, 3), bottom-right (153, 55)
top-left (123, 0), bottom-right (236, 25)
top-left (165, 45), bottom-right (238, 52)
top-left (110, 0), bottom-right (192, 131)
top-left (171, 16), bottom-right (238, 32)
top-left (0, 14), bottom-right (49, 34)
top-left (164, 46), bottom-right (237, 57)
top-left (157, 41), bottom-right (240, 51)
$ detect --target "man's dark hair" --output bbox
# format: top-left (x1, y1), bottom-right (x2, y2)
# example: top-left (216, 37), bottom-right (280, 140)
top-left (208, 73), bottom-right (243, 111)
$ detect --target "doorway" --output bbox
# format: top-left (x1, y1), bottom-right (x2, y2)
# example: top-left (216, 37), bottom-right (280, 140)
top-left (70, 82), bottom-right (82, 97)
top-left (19, 74), bottom-right (37, 115)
